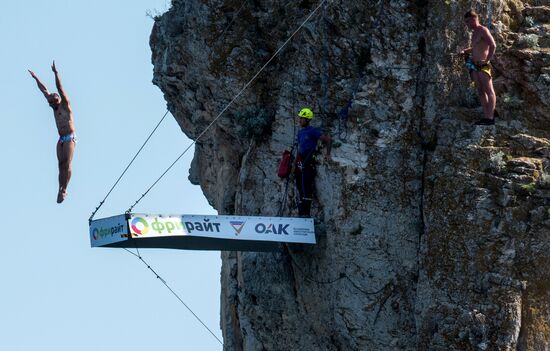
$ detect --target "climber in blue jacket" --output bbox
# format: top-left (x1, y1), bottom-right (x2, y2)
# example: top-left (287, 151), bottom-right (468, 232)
top-left (294, 108), bottom-right (331, 217)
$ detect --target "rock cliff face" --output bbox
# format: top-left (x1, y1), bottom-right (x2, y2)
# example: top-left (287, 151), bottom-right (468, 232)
top-left (150, 0), bottom-right (550, 350)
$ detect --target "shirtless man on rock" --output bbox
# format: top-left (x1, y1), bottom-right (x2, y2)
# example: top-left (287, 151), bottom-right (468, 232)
top-left (29, 61), bottom-right (75, 203)
top-left (459, 10), bottom-right (497, 125)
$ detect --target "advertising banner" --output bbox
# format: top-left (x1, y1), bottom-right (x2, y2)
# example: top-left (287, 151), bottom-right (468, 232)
top-left (128, 214), bottom-right (315, 244)
top-left (89, 214), bottom-right (129, 247)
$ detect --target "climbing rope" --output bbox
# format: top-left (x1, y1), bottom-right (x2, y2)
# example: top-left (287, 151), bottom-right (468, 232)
top-left (219, 0), bottom-right (248, 40)
top-left (126, 0), bottom-right (331, 213)
top-left (123, 247), bottom-right (223, 345)
top-left (89, 110), bottom-right (169, 223)
top-left (277, 174), bottom-right (292, 217)
top-left (276, 62), bottom-right (301, 218)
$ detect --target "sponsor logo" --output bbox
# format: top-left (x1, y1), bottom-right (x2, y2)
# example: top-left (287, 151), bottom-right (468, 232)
top-left (255, 223), bottom-right (289, 235)
top-left (230, 221), bottom-right (246, 236)
top-left (183, 219), bottom-right (221, 234)
top-left (92, 224), bottom-right (125, 240)
top-left (131, 217), bottom-right (149, 236)
top-left (130, 216), bottom-right (221, 236)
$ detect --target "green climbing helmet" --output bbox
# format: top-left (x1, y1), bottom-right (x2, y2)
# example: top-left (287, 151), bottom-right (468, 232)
top-left (298, 108), bottom-right (313, 120)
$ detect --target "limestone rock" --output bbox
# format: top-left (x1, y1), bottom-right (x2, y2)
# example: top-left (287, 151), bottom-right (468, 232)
top-left (150, 0), bottom-right (550, 350)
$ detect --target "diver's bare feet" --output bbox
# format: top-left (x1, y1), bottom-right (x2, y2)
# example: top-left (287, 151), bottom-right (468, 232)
top-left (57, 189), bottom-right (67, 203)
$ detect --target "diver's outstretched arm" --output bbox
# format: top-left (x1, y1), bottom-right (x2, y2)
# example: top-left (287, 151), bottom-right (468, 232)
top-left (28, 70), bottom-right (50, 99)
top-left (52, 61), bottom-right (69, 103)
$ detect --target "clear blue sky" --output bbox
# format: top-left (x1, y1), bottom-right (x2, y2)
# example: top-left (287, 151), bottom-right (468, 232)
top-left (0, 1), bottom-right (222, 350)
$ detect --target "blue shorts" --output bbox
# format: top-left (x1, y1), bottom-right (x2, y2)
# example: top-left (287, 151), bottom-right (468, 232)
top-left (58, 134), bottom-right (77, 144)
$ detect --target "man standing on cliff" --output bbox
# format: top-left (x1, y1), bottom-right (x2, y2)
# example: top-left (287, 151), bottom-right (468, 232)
top-left (460, 10), bottom-right (497, 125)
top-left (29, 61), bottom-right (76, 203)
top-left (294, 108), bottom-right (331, 217)
top-left (460, 11), bottom-right (497, 125)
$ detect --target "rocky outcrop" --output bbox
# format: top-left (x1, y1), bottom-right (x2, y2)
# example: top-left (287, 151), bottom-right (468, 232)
top-left (150, 0), bottom-right (550, 350)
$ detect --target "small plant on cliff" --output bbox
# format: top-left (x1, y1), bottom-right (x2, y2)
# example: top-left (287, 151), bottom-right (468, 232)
top-left (520, 182), bottom-right (536, 194)
top-left (524, 16), bottom-right (535, 28)
top-left (234, 107), bottom-right (274, 141)
top-left (502, 93), bottom-right (523, 110)
top-left (538, 172), bottom-right (550, 189)
top-left (488, 151), bottom-right (506, 172)
top-left (516, 34), bottom-right (539, 49)
top-left (145, 9), bottom-right (163, 21)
